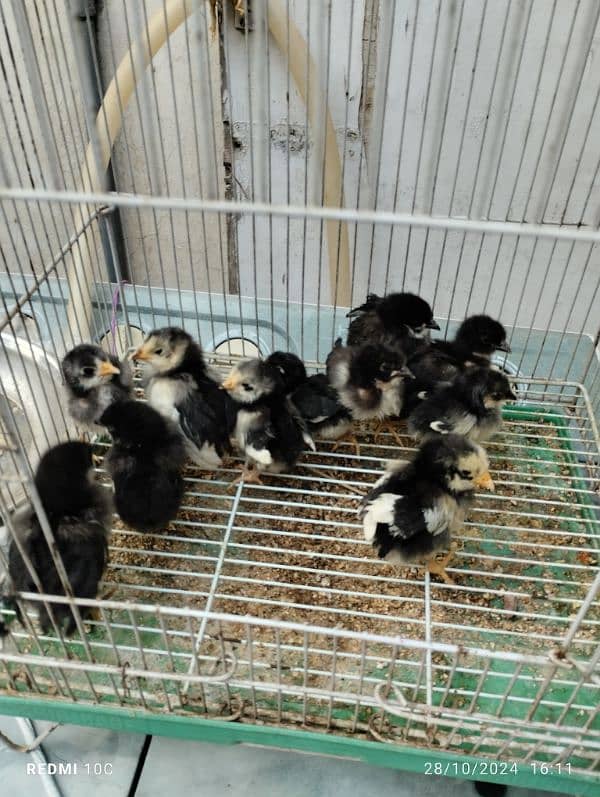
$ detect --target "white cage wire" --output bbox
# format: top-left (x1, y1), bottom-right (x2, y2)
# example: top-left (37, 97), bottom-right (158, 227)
top-left (0, 1), bottom-right (599, 792)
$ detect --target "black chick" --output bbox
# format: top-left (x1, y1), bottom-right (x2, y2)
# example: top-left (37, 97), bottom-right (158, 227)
top-left (359, 435), bottom-right (494, 584)
top-left (101, 400), bottom-right (186, 533)
top-left (326, 340), bottom-right (414, 422)
top-left (1, 441), bottom-right (112, 636)
top-left (408, 314), bottom-right (511, 392)
top-left (221, 358), bottom-right (315, 484)
top-left (267, 351), bottom-right (352, 441)
top-left (346, 292), bottom-right (439, 356)
top-left (265, 351), bottom-right (308, 395)
top-left (408, 367), bottom-right (517, 442)
top-left (134, 327), bottom-right (237, 469)
top-left (61, 344), bottom-right (133, 431)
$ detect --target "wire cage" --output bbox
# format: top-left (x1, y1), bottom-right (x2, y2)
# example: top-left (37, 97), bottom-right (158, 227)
top-left (0, 1), bottom-right (599, 793)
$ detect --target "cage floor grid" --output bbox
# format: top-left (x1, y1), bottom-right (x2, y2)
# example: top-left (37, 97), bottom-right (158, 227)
top-left (103, 389), bottom-right (599, 653)
top-left (1, 379), bottom-right (599, 773)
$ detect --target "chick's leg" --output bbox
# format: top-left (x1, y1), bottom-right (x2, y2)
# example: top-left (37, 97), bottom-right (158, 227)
top-left (373, 418), bottom-right (406, 447)
top-left (232, 462), bottom-right (264, 485)
top-left (426, 544), bottom-right (458, 585)
top-left (330, 430), bottom-right (361, 457)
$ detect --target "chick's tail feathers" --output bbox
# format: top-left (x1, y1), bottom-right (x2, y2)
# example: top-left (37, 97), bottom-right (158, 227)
top-left (346, 293), bottom-right (380, 318)
top-left (360, 493), bottom-right (397, 542)
top-left (302, 430), bottom-right (316, 452)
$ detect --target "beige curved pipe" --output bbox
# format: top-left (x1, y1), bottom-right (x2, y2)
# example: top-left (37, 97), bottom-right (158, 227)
top-left (66, 0), bottom-right (351, 341)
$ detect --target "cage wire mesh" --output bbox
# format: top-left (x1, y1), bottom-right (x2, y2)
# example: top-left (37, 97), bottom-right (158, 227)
top-left (0, 0), bottom-right (599, 788)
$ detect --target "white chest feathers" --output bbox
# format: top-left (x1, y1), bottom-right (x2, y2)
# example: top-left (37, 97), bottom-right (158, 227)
top-left (234, 409), bottom-right (262, 449)
top-left (146, 377), bottom-right (183, 423)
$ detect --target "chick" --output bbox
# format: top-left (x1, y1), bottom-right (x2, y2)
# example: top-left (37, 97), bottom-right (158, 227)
top-left (101, 400), bottom-right (186, 533)
top-left (346, 292), bottom-right (439, 356)
top-left (326, 340), bottom-right (414, 447)
top-left (408, 314), bottom-right (511, 392)
top-left (408, 367), bottom-right (517, 442)
top-left (1, 441), bottom-right (112, 636)
top-left (221, 358), bottom-right (315, 484)
top-left (265, 351), bottom-right (308, 395)
top-left (61, 344), bottom-right (133, 431)
top-left (359, 435), bottom-right (494, 584)
top-left (267, 351), bottom-right (353, 442)
top-left (133, 327), bottom-right (237, 469)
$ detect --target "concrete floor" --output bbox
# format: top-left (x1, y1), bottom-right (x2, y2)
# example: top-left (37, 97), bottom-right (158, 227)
top-left (0, 715), bottom-right (569, 797)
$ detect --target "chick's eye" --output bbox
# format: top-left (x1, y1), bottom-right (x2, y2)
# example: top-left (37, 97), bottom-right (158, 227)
top-left (154, 348), bottom-right (163, 356)
top-left (82, 366), bottom-right (95, 377)
top-left (459, 469), bottom-right (472, 479)
top-left (242, 383), bottom-right (253, 391)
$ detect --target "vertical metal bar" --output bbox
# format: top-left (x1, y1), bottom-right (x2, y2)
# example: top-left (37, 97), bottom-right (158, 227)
top-left (156, 608), bottom-right (184, 708)
top-left (315, 0), bottom-right (333, 362)
top-left (365, 0), bottom-right (398, 294)
top-left (284, 0), bottom-right (291, 351)
top-left (246, 621), bottom-right (257, 720)
top-left (299, 0), bottom-right (311, 359)
top-left (301, 628), bottom-right (308, 724)
top-left (41, 0), bottom-right (116, 342)
top-left (217, 620), bottom-right (231, 712)
top-left (0, 7), bottom-right (90, 348)
top-left (424, 573), bottom-right (432, 709)
top-left (242, 0), bottom-right (260, 348)
top-left (138, 0), bottom-right (186, 324)
top-left (434, 0), bottom-right (489, 330)
top-left (331, 0), bottom-right (356, 343)
top-left (326, 633), bottom-right (337, 730)
top-left (181, 10), bottom-right (213, 344)
top-left (418, 0), bottom-right (466, 298)
top-left (185, 614), bottom-right (207, 711)
top-left (264, 0), bottom-right (275, 352)
top-left (275, 626), bottom-right (282, 722)
top-left (211, 0), bottom-right (237, 352)
top-left (8, 1), bottom-right (102, 345)
top-left (182, 480), bottom-right (243, 694)
top-left (122, 0), bottom-right (171, 324)
top-left (102, 8), bottom-right (158, 331)
top-left (351, 638), bottom-right (367, 733)
top-left (98, 605), bottom-right (125, 705)
top-left (383, 0), bottom-right (418, 292)
top-left (349, 0), bottom-right (378, 308)
top-left (403, 0), bottom-right (442, 295)
top-left (160, 0), bottom-right (197, 327)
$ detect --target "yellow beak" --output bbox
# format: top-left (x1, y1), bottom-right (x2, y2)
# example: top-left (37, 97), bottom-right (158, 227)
top-left (221, 376), bottom-right (238, 391)
top-left (133, 347), bottom-right (149, 361)
top-left (98, 361), bottom-right (120, 377)
top-left (474, 471), bottom-right (495, 491)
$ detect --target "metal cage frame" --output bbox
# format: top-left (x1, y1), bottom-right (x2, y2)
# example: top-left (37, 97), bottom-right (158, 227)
top-left (0, 2), bottom-right (599, 794)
